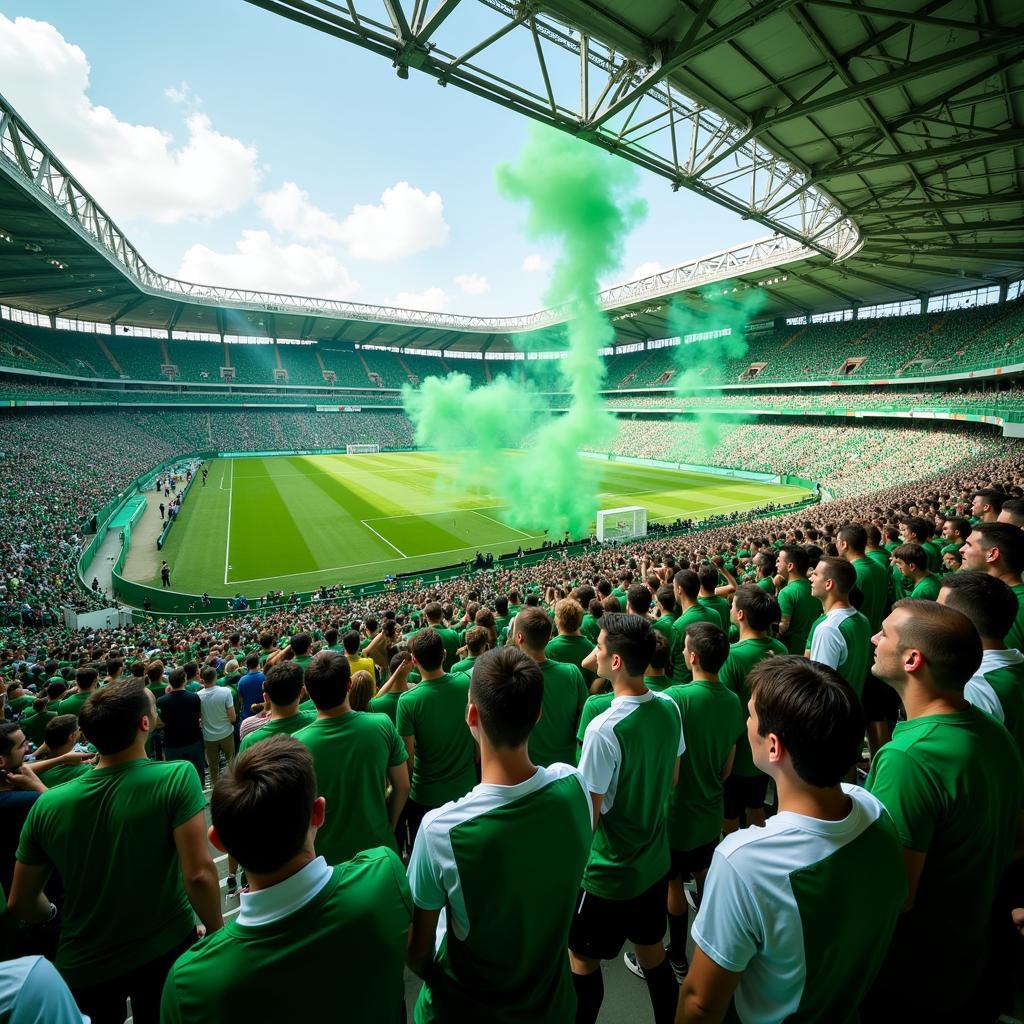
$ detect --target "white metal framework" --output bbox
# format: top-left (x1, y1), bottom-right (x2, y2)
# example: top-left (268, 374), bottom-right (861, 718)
top-left (346, 443), bottom-right (381, 454)
top-left (596, 505), bottom-right (648, 543)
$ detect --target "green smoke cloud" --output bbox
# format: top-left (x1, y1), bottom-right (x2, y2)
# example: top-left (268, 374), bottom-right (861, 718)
top-left (403, 126), bottom-right (646, 536)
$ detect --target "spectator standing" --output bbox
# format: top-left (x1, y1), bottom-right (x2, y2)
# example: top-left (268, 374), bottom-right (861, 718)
top-left (197, 668), bottom-right (235, 786)
top-left (157, 669), bottom-right (204, 784)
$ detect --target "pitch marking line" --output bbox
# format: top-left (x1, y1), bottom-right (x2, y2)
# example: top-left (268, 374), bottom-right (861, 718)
top-left (360, 520), bottom-right (407, 558)
top-left (470, 509), bottom-right (535, 539)
top-left (223, 459), bottom-right (234, 587)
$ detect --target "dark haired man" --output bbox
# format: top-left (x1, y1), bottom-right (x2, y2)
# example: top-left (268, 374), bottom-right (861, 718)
top-left (235, 654), bottom-right (265, 722)
top-left (679, 657), bottom-right (905, 1023)
top-left (697, 567), bottom-right (730, 632)
top-left (55, 667), bottom-right (98, 718)
top-left (514, 607), bottom-right (587, 768)
top-left (836, 523), bottom-right (887, 634)
top-left (451, 626), bottom-right (489, 675)
top-left (266, 632), bottom-right (314, 670)
top-left (972, 487), bottom-right (1005, 522)
top-left (775, 546), bottom-right (821, 655)
top-left (720, 585), bottom-right (785, 833)
top-left (865, 600), bottom-right (1024, 1021)
top-left (646, 622), bottom-right (742, 985)
top-left (650, 586), bottom-right (676, 644)
top-left (33, 716), bottom-right (91, 788)
top-left (395, 628), bottom-right (474, 847)
top-left (938, 572), bottom-right (1024, 760)
top-left (407, 647), bottom-right (591, 1023)
top-left (669, 571), bottom-right (719, 685)
top-left (940, 516), bottom-right (972, 563)
top-left (294, 652), bottom-right (408, 864)
top-left (237, 662), bottom-right (315, 752)
top-left (998, 497), bottom-right (1024, 527)
top-left (960, 522), bottom-right (1024, 649)
top-left (807, 557), bottom-right (873, 697)
top-left (157, 669), bottom-right (204, 783)
top-left (424, 602), bottom-right (460, 670)
top-left (10, 680), bottom-right (221, 1024)
top-left (892, 543), bottom-right (940, 600)
top-left (161, 736), bottom-right (411, 1023)
top-left (569, 614), bottom-right (684, 1024)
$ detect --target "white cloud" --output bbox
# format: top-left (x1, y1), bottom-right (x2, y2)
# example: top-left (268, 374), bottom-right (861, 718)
top-left (177, 230), bottom-right (359, 300)
top-left (164, 81), bottom-right (199, 106)
top-left (522, 253), bottom-right (552, 273)
top-left (392, 287), bottom-right (450, 312)
top-left (0, 14), bottom-right (259, 223)
top-left (258, 179), bottom-right (449, 262)
top-left (630, 261), bottom-right (662, 279)
top-left (454, 273), bottom-right (489, 295)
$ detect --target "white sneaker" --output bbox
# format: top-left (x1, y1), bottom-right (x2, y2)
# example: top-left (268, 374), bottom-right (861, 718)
top-left (623, 951), bottom-right (646, 979)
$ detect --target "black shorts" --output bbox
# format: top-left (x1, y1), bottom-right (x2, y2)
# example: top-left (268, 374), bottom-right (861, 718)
top-left (862, 672), bottom-right (902, 724)
top-left (669, 841), bottom-right (716, 879)
top-left (723, 773), bottom-right (769, 820)
top-left (568, 875), bottom-right (668, 961)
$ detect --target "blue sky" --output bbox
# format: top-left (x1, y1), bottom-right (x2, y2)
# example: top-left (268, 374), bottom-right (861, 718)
top-left (0, 1), bottom-right (757, 317)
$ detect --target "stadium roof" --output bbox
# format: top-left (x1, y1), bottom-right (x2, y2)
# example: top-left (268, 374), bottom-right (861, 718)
top-left (1, 0), bottom-right (1021, 351)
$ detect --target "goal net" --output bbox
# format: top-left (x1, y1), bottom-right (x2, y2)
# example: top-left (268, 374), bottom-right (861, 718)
top-left (346, 444), bottom-right (380, 455)
top-left (596, 506), bottom-right (648, 543)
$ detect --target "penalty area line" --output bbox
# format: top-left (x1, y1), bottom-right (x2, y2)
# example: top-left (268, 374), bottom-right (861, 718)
top-left (360, 520), bottom-right (407, 558)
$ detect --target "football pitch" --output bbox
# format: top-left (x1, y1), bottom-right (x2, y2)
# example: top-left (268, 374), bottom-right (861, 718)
top-left (145, 452), bottom-right (813, 595)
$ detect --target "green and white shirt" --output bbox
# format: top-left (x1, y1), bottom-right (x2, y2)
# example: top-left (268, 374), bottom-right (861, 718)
top-left (528, 660), bottom-right (588, 768)
top-left (807, 607), bottom-right (873, 698)
top-left (1005, 583), bottom-right (1024, 651)
top-left (663, 680), bottom-right (744, 852)
top-left (408, 765), bottom-right (592, 1023)
top-left (579, 690), bottom-right (685, 899)
top-left (161, 850), bottom-right (411, 1024)
top-left (294, 712), bottom-right (408, 864)
top-left (395, 672), bottom-right (475, 809)
top-left (964, 648), bottom-right (1024, 761)
top-left (693, 786), bottom-right (905, 1023)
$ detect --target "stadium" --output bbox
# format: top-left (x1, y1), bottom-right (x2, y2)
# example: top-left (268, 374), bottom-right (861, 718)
top-left (0, 1), bottom-right (1022, 1022)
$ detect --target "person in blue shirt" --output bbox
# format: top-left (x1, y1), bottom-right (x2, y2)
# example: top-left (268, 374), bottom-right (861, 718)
top-left (236, 655), bottom-right (266, 721)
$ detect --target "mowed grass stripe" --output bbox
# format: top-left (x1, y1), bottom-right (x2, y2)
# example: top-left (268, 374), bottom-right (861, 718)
top-left (227, 459), bottom-right (319, 582)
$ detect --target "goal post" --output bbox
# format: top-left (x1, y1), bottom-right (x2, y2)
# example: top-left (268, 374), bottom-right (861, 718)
top-left (596, 506), bottom-right (648, 543)
top-left (345, 444), bottom-right (380, 455)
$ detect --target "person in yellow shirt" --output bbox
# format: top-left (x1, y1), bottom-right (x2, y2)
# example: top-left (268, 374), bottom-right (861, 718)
top-left (343, 631), bottom-right (377, 684)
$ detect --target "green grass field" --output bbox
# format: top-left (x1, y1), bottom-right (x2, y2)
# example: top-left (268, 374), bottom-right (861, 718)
top-left (144, 452), bottom-right (813, 595)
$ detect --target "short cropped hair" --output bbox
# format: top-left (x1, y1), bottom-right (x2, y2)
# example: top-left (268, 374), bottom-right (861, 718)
top-left (44, 714), bottom-right (79, 749)
top-left (626, 583), bottom-right (653, 616)
top-left (751, 656), bottom-right (864, 788)
top-left (601, 613), bottom-right (656, 678)
top-left (211, 736), bottom-right (316, 874)
top-left (837, 524), bottom-right (867, 553)
top-left (733, 584), bottom-right (781, 632)
top-left (892, 599), bottom-right (983, 691)
top-left (656, 586), bottom-right (675, 614)
top-left (779, 545), bottom-right (809, 576)
top-left (469, 647), bottom-right (543, 749)
top-left (972, 522), bottom-right (1024, 574)
top-left (649, 631), bottom-right (670, 671)
top-left (816, 556), bottom-right (856, 595)
top-left (939, 571), bottom-right (1019, 641)
top-left (685, 621), bottom-right (730, 675)
top-left (554, 598), bottom-right (583, 634)
top-left (515, 606), bottom-right (553, 650)
top-left (290, 633), bottom-right (312, 656)
top-left (263, 661), bottom-right (305, 706)
top-left (974, 488), bottom-right (1006, 514)
top-left (697, 566), bottom-right (719, 593)
top-left (302, 651), bottom-right (351, 710)
top-left (410, 628), bottom-right (445, 671)
top-left (673, 570), bottom-right (700, 601)
top-left (78, 679), bottom-right (152, 755)
top-left (892, 543), bottom-right (928, 571)
top-left (75, 667), bottom-right (99, 691)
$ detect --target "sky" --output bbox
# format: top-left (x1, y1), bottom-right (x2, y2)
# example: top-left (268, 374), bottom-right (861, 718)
top-left (0, 1), bottom-right (759, 317)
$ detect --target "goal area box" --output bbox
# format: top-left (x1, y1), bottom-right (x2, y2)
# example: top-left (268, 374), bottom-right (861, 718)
top-left (346, 444), bottom-right (380, 455)
top-left (596, 506), bottom-right (647, 543)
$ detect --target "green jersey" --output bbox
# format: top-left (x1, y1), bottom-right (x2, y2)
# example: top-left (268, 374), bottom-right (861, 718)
top-left (578, 691), bottom-right (685, 899)
top-left (55, 690), bottom-right (94, 718)
top-left (368, 690), bottom-right (401, 724)
top-left (866, 548), bottom-right (891, 572)
top-left (408, 765), bottom-right (592, 1024)
top-left (544, 634), bottom-right (597, 685)
top-left (161, 849), bottom-right (411, 1024)
top-left (699, 595), bottom-right (731, 632)
top-left (35, 762), bottom-right (92, 788)
top-left (669, 605), bottom-right (721, 685)
top-left (756, 576), bottom-right (776, 596)
top-left (16, 758), bottom-right (205, 986)
top-left (693, 786), bottom-right (905, 1023)
top-left (580, 614), bottom-right (601, 644)
top-left (909, 574), bottom-right (940, 600)
top-left (395, 672), bottom-right (475, 808)
top-left (20, 710), bottom-right (56, 747)
top-left (777, 578), bottom-right (822, 655)
top-left (237, 710), bottom-right (316, 752)
top-left (851, 556), bottom-right (888, 633)
top-left (432, 627), bottom-right (461, 670)
top-left (651, 613), bottom-right (676, 645)
top-left (923, 539), bottom-right (943, 573)
top-left (964, 648), bottom-right (1024, 763)
top-left (450, 656), bottom-right (477, 676)
top-left (866, 707), bottom-right (1024, 1012)
top-left (1005, 583), bottom-right (1024, 651)
top-left (643, 674), bottom-right (670, 693)
top-left (294, 712), bottom-right (407, 863)
top-left (528, 661), bottom-right (587, 768)
top-left (575, 692), bottom-right (614, 760)
top-left (663, 680), bottom-right (744, 851)
top-left (8, 694), bottom-right (34, 715)
top-left (807, 607), bottom-right (873, 698)
top-left (720, 637), bottom-right (787, 777)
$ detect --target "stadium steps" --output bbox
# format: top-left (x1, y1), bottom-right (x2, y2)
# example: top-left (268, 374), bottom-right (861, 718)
top-left (438, 354), bottom-right (453, 373)
top-left (484, 360), bottom-right (492, 383)
top-left (779, 326), bottom-right (807, 350)
top-left (158, 337), bottom-right (172, 367)
top-left (622, 352), bottom-right (653, 386)
top-left (314, 349), bottom-right (328, 375)
top-left (357, 350), bottom-right (373, 382)
top-left (94, 335), bottom-right (124, 377)
top-left (273, 343), bottom-right (283, 370)
top-left (395, 352), bottom-right (417, 384)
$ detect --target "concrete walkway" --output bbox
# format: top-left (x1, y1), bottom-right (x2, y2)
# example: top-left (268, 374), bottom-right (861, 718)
top-left (122, 485), bottom-right (171, 586)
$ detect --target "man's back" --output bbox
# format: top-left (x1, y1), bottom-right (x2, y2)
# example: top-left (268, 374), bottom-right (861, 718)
top-left (16, 759), bottom-right (204, 987)
top-left (238, 709), bottom-right (315, 752)
top-left (545, 634), bottom-right (596, 684)
top-left (409, 764), bottom-right (592, 1023)
top-left (157, 690), bottom-right (203, 748)
top-left (865, 704), bottom-right (1024, 1009)
top-left (161, 848), bottom-right (411, 1024)
top-left (851, 556), bottom-right (888, 633)
top-left (294, 712), bottom-right (407, 863)
top-left (720, 637), bottom-right (786, 778)
top-left (693, 786), bottom-right (905, 1024)
top-left (197, 685), bottom-right (233, 740)
top-left (777, 577), bottom-right (822, 655)
top-left (670, 606), bottom-right (720, 684)
top-left (663, 680), bottom-right (744, 852)
top-left (965, 649), bottom-right (1024, 761)
top-left (698, 595), bottom-right (731, 632)
top-left (396, 673), bottom-right (475, 808)
top-left (528, 661), bottom-right (587, 768)
top-left (580, 691), bottom-right (683, 899)
top-left (235, 672), bottom-right (265, 718)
